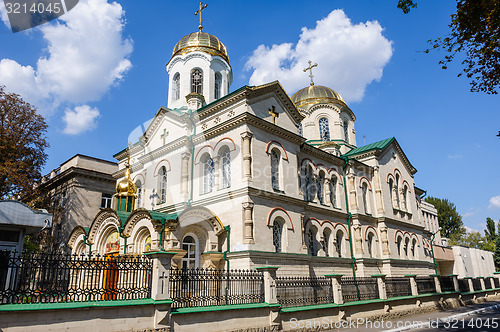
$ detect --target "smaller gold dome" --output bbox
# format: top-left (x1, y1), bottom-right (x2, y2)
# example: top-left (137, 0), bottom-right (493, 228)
top-left (291, 85), bottom-right (345, 112)
top-left (172, 32), bottom-right (229, 63)
top-left (115, 170), bottom-right (137, 197)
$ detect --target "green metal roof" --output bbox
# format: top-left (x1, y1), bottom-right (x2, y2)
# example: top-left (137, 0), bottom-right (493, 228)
top-left (115, 209), bottom-right (178, 227)
top-left (196, 85), bottom-right (250, 113)
top-left (343, 137), bottom-right (395, 157)
top-left (115, 210), bottom-right (131, 227)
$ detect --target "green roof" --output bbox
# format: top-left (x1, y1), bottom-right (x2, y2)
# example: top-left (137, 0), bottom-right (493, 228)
top-left (196, 85), bottom-right (249, 113)
top-left (115, 210), bottom-right (131, 226)
top-left (115, 209), bottom-right (178, 227)
top-left (343, 137), bottom-right (395, 157)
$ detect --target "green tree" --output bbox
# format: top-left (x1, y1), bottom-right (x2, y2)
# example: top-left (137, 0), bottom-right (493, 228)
top-left (398, 0), bottom-right (500, 94)
top-left (425, 196), bottom-right (464, 238)
top-left (495, 234), bottom-right (500, 269)
top-left (485, 217), bottom-right (497, 242)
top-left (0, 86), bottom-right (49, 201)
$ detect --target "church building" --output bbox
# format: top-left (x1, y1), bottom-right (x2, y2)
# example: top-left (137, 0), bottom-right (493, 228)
top-left (68, 5), bottom-right (439, 277)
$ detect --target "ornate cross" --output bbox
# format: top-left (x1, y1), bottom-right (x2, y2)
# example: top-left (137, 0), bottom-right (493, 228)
top-left (268, 106), bottom-right (279, 124)
top-left (195, 1), bottom-right (208, 32)
top-left (303, 60), bottom-right (318, 86)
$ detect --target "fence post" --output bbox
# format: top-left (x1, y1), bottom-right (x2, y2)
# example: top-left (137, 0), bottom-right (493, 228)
top-left (478, 277), bottom-right (486, 291)
top-left (448, 274), bottom-right (459, 292)
top-left (371, 274), bottom-right (386, 300)
top-left (431, 274), bottom-right (441, 293)
top-left (143, 251), bottom-right (176, 301)
top-left (325, 273), bottom-right (344, 304)
top-left (254, 266), bottom-right (279, 304)
top-left (464, 277), bottom-right (474, 292)
top-left (405, 275), bottom-right (418, 296)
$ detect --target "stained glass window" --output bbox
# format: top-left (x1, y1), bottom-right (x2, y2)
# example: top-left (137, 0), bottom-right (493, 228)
top-left (273, 221), bottom-right (282, 253)
top-left (221, 148), bottom-right (231, 188)
top-left (319, 118), bottom-right (330, 141)
top-left (191, 69), bottom-right (203, 94)
top-left (271, 149), bottom-right (280, 190)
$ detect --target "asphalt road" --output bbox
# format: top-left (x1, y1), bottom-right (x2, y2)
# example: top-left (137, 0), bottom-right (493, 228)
top-left (414, 305), bottom-right (500, 331)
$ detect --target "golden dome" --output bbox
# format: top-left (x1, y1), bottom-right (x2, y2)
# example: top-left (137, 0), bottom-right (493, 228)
top-left (115, 169), bottom-right (137, 197)
top-left (291, 85), bottom-right (345, 112)
top-left (171, 32), bottom-right (229, 63)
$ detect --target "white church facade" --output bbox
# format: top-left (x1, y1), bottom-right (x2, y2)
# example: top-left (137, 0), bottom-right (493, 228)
top-left (68, 11), bottom-right (439, 278)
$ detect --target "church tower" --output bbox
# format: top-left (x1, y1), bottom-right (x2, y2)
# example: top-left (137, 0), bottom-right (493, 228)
top-left (292, 61), bottom-right (357, 156)
top-left (166, 2), bottom-right (232, 110)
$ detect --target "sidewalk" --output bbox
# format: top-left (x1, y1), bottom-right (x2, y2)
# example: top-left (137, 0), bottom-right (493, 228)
top-left (325, 300), bottom-right (500, 331)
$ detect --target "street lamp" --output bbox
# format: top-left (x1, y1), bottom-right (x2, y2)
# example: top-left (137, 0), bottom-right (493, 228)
top-left (430, 227), bottom-right (442, 275)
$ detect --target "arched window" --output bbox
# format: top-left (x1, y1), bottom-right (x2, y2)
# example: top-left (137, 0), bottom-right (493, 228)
top-left (136, 180), bottom-right (142, 208)
top-left (404, 238), bottom-right (410, 258)
top-left (362, 183), bottom-right (369, 214)
top-left (173, 73), bottom-right (180, 100)
top-left (389, 179), bottom-right (394, 207)
top-left (323, 229), bottom-right (331, 257)
top-left (307, 228), bottom-right (317, 256)
top-left (298, 123), bottom-right (303, 136)
top-left (367, 233), bottom-right (374, 258)
top-left (191, 69), bottom-right (203, 94)
top-left (158, 167), bottom-right (167, 203)
top-left (395, 175), bottom-right (401, 208)
top-left (343, 120), bottom-right (349, 143)
top-left (182, 236), bottom-right (197, 269)
top-left (336, 231), bottom-right (344, 258)
top-left (214, 72), bottom-right (222, 99)
top-left (202, 154), bottom-right (214, 193)
top-left (272, 219), bottom-right (283, 253)
top-left (330, 177), bottom-right (338, 208)
top-left (271, 149), bottom-right (280, 191)
top-left (411, 239), bottom-right (417, 258)
top-left (305, 166), bottom-right (314, 201)
top-left (317, 171), bottom-right (325, 204)
top-left (396, 237), bottom-right (402, 257)
top-left (221, 147), bottom-right (231, 189)
top-left (319, 117), bottom-right (330, 141)
top-left (402, 186), bottom-right (409, 211)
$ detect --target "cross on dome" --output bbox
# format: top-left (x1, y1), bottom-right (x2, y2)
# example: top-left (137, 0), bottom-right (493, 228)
top-left (303, 60), bottom-right (318, 86)
top-left (195, 1), bottom-right (208, 32)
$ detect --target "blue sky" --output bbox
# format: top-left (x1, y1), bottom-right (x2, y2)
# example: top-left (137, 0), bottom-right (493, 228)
top-left (0, 0), bottom-right (499, 233)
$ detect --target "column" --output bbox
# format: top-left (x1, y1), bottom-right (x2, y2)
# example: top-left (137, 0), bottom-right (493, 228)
top-left (478, 277), bottom-right (486, 291)
top-left (240, 131), bottom-right (253, 181)
top-left (143, 251), bottom-right (176, 301)
top-left (213, 155), bottom-right (220, 189)
top-left (181, 152), bottom-right (190, 201)
top-left (347, 173), bottom-right (358, 212)
top-left (450, 274), bottom-right (459, 292)
top-left (431, 274), bottom-right (442, 293)
top-left (242, 202), bottom-right (255, 244)
top-left (379, 223), bottom-right (390, 256)
top-left (255, 266), bottom-right (279, 304)
top-left (300, 213), bottom-right (307, 249)
top-left (372, 274), bottom-right (387, 300)
top-left (352, 219), bottom-right (363, 255)
top-left (405, 274), bottom-right (418, 296)
top-left (324, 178), bottom-right (331, 206)
top-left (325, 273), bottom-right (344, 304)
top-left (373, 166), bottom-right (384, 215)
top-left (465, 277), bottom-right (474, 292)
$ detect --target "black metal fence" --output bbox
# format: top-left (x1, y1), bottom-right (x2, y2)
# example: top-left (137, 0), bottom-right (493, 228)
top-left (458, 278), bottom-right (469, 292)
top-left (385, 277), bottom-right (412, 298)
top-left (439, 276), bottom-right (455, 292)
top-left (169, 268), bottom-right (264, 308)
top-left (416, 276), bottom-right (436, 294)
top-left (494, 278), bottom-right (500, 289)
top-left (276, 276), bottom-right (333, 308)
top-left (0, 251), bottom-right (152, 304)
top-left (484, 278), bottom-right (492, 289)
top-left (341, 277), bottom-right (379, 302)
top-left (472, 278), bottom-right (482, 291)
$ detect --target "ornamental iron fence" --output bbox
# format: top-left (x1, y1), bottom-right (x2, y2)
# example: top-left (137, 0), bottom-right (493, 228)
top-left (439, 276), bottom-right (455, 292)
top-left (472, 278), bottom-right (482, 291)
top-left (276, 276), bottom-right (333, 308)
top-left (416, 276), bottom-right (436, 294)
top-left (494, 278), bottom-right (500, 289)
top-left (385, 277), bottom-right (412, 298)
top-left (0, 251), bottom-right (152, 305)
top-left (341, 277), bottom-right (379, 303)
top-left (169, 268), bottom-right (264, 308)
top-left (458, 278), bottom-right (469, 292)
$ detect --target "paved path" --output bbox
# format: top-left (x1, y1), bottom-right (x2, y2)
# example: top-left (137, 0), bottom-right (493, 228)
top-left (323, 300), bottom-right (500, 332)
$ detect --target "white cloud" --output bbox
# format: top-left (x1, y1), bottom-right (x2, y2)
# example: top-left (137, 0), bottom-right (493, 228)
top-left (63, 105), bottom-right (100, 134)
top-left (462, 212), bottom-right (474, 218)
top-left (448, 154), bottom-right (463, 159)
top-left (489, 196), bottom-right (500, 209)
top-left (245, 10), bottom-right (393, 102)
top-left (0, 0), bottom-right (132, 127)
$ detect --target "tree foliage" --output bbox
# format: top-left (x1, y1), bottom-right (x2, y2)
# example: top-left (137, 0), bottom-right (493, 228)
top-left (495, 234), bottom-right (500, 269)
top-left (424, 196), bottom-right (464, 238)
top-left (0, 86), bottom-right (49, 201)
top-left (399, 0), bottom-right (500, 94)
top-left (485, 217), bottom-right (497, 242)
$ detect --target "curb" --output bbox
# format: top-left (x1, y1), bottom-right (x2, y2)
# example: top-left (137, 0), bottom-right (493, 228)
top-left (384, 303), bottom-right (500, 332)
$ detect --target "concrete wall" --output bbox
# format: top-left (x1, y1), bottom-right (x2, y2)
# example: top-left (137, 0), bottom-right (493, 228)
top-left (452, 246), bottom-right (495, 278)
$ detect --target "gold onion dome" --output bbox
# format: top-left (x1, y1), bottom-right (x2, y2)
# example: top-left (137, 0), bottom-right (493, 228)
top-left (172, 32), bottom-right (229, 63)
top-left (291, 85), bottom-right (345, 112)
top-left (116, 169), bottom-right (137, 197)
